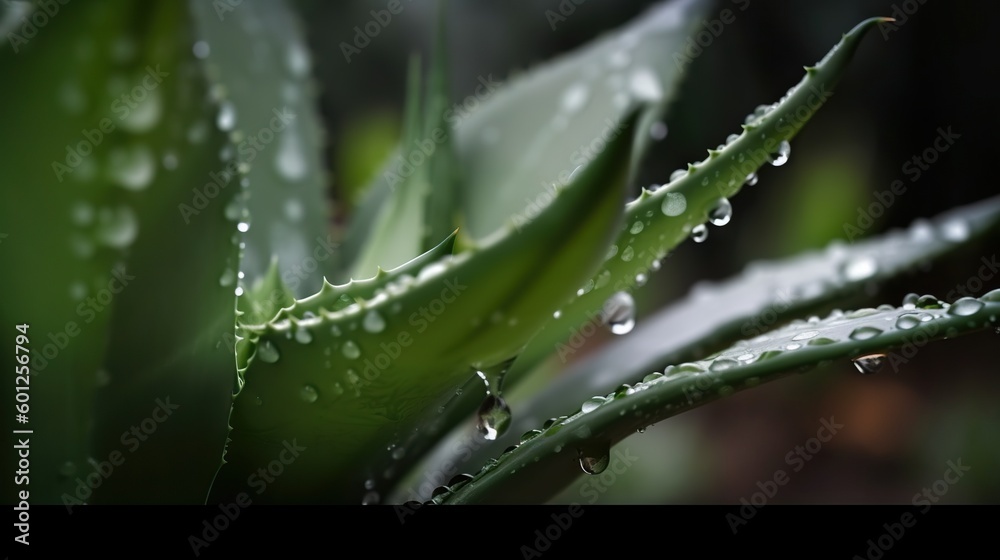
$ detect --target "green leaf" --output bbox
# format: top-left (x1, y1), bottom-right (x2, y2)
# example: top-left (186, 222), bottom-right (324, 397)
top-left (509, 16), bottom-right (890, 392)
top-left (0, 0), bottom-right (142, 503)
top-left (210, 112), bottom-right (642, 503)
top-left (437, 291), bottom-right (1000, 504)
top-left (419, 195), bottom-right (1000, 491)
top-left (454, 0), bottom-right (707, 240)
top-left (189, 0), bottom-right (331, 298)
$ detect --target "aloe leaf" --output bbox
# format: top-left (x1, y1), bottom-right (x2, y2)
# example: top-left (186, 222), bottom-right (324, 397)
top-left (509, 17), bottom-right (890, 390)
top-left (455, 0), bottom-right (706, 240)
top-left (349, 11), bottom-right (458, 279)
top-left (209, 113), bottom-right (641, 503)
top-left (0, 0), bottom-right (147, 503)
top-left (189, 0), bottom-right (330, 298)
top-left (385, 16), bottom-right (891, 499)
top-left (0, 0), bottom-right (246, 504)
top-left (436, 291), bottom-right (1000, 504)
top-left (415, 196), bottom-right (1000, 490)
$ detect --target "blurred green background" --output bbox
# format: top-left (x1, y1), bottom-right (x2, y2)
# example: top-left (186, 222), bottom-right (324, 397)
top-left (300, 0), bottom-right (1000, 504)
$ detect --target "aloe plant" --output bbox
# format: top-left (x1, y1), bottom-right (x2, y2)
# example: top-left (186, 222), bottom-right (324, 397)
top-left (2, 0), bottom-right (997, 509)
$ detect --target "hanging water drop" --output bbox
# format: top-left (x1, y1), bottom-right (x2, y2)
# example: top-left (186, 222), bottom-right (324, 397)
top-left (363, 310), bottom-right (386, 333)
top-left (477, 395), bottom-right (512, 441)
top-left (577, 441), bottom-right (611, 475)
top-left (770, 141), bottom-right (791, 166)
top-left (708, 198), bottom-right (732, 226)
top-left (602, 291), bottom-right (635, 335)
top-left (745, 172), bottom-right (758, 186)
top-left (852, 354), bottom-right (886, 375)
top-left (690, 224), bottom-right (708, 243)
top-left (256, 340), bottom-right (280, 363)
top-left (294, 327), bottom-right (313, 344)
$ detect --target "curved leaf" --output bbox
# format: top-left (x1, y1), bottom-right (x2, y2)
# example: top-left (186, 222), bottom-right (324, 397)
top-left (437, 291), bottom-right (1000, 503)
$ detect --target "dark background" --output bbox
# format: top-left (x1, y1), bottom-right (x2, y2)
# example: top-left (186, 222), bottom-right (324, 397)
top-left (296, 0), bottom-right (999, 504)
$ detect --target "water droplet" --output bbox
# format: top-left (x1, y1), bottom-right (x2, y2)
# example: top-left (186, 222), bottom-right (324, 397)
top-left (300, 384), bottom-right (319, 403)
top-left (120, 89), bottom-right (162, 133)
top-left (708, 198), bottom-right (732, 226)
top-left (602, 291), bottom-right (635, 335)
top-left (769, 140), bottom-right (791, 166)
top-left (948, 297), bottom-right (984, 317)
top-left (581, 396), bottom-right (606, 414)
top-left (848, 326), bottom-right (883, 340)
top-left (237, 221), bottom-right (250, 233)
top-left (940, 219), bottom-right (969, 242)
top-left (276, 129), bottom-right (307, 182)
top-left (852, 354), bottom-right (886, 375)
top-left (219, 268), bottom-right (235, 287)
top-left (553, 310), bottom-right (562, 319)
top-left (915, 295), bottom-right (943, 309)
top-left (690, 224), bottom-right (708, 243)
top-left (710, 358), bottom-right (738, 372)
top-left (392, 446), bottom-right (406, 460)
top-left (294, 327), bottom-right (313, 344)
top-left (669, 169), bottom-right (686, 183)
top-left (634, 272), bottom-right (647, 287)
top-left (234, 286), bottom-right (244, 297)
top-left (745, 172), bottom-right (758, 186)
top-left (217, 101), bottom-right (236, 131)
top-left (192, 40), bottom-right (210, 59)
top-left (286, 43), bottom-right (310, 77)
top-left (577, 442), bottom-right (611, 475)
top-left (362, 310), bottom-right (386, 333)
top-left (477, 394), bottom-right (511, 441)
top-left (560, 83), bottom-right (589, 114)
top-left (649, 121), bottom-right (668, 140)
top-left (982, 289), bottom-right (1000, 303)
top-left (842, 256), bottom-right (878, 282)
top-left (630, 221), bottom-right (644, 234)
top-left (256, 340), bottom-right (280, 363)
top-left (792, 330), bottom-right (819, 341)
top-left (96, 206), bottom-right (139, 249)
top-left (620, 246), bottom-right (635, 262)
top-left (628, 68), bottom-right (662, 102)
top-left (896, 314), bottom-right (921, 330)
top-left (341, 340), bottom-right (361, 359)
top-left (108, 146), bottom-right (156, 191)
